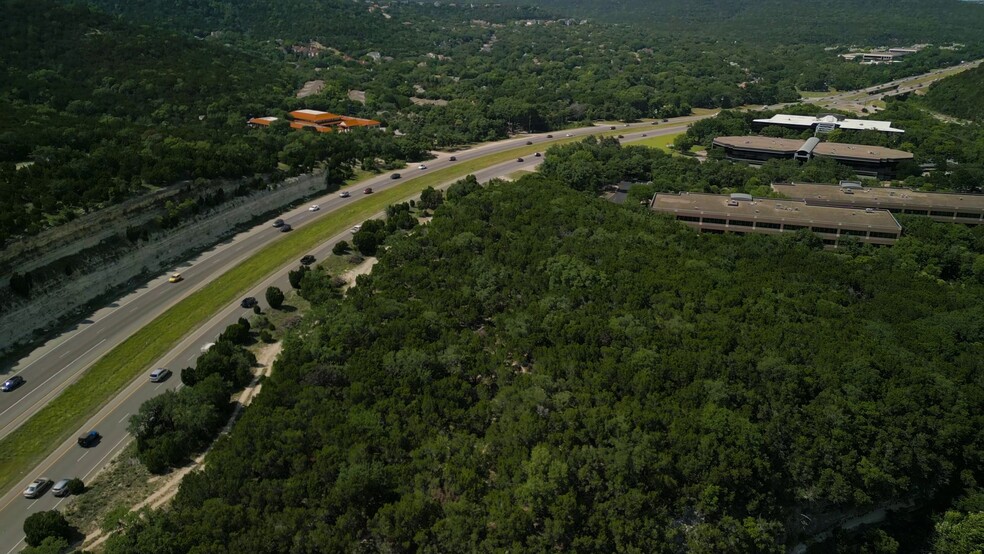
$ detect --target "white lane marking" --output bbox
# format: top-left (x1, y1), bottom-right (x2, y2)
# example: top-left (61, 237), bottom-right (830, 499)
top-left (0, 339), bottom-right (107, 423)
top-left (78, 451), bottom-right (89, 462)
top-left (118, 413), bottom-right (129, 424)
top-left (83, 436), bottom-right (128, 481)
top-left (6, 538), bottom-right (24, 554)
top-left (59, 350), bottom-right (70, 359)
top-left (154, 383), bottom-right (163, 391)
top-left (28, 498), bottom-right (40, 510)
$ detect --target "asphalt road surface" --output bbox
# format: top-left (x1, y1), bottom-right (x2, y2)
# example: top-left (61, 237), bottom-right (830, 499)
top-left (0, 120), bottom-right (693, 551)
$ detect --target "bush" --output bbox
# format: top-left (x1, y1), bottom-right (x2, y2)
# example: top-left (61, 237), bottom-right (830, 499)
top-left (259, 329), bottom-right (274, 343)
top-left (288, 266), bottom-right (309, 289)
top-left (265, 286), bottom-right (285, 309)
top-left (252, 304), bottom-right (261, 314)
top-left (332, 240), bottom-right (351, 255)
top-left (67, 477), bottom-right (85, 495)
top-left (22, 536), bottom-right (69, 554)
top-left (24, 510), bottom-right (72, 547)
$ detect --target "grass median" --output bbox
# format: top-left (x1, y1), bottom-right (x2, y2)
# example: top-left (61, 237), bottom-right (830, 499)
top-left (0, 126), bottom-right (672, 493)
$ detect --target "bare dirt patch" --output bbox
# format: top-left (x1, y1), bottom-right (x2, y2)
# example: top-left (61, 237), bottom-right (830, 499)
top-left (339, 257), bottom-right (378, 289)
top-left (410, 96), bottom-right (449, 106)
top-left (348, 90), bottom-right (367, 104)
top-left (296, 79), bottom-right (325, 98)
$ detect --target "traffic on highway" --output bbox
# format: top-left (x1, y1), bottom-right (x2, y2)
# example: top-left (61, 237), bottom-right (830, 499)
top-left (0, 119), bottom-right (695, 552)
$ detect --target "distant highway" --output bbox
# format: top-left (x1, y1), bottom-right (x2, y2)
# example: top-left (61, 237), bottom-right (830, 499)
top-left (0, 120), bottom-right (695, 552)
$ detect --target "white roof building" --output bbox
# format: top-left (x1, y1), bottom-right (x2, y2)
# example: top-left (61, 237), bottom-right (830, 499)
top-left (753, 114), bottom-right (904, 134)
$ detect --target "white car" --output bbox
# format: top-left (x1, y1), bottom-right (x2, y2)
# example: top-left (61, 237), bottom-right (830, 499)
top-left (339, 191), bottom-right (351, 198)
top-left (309, 204), bottom-right (320, 212)
top-left (350, 225), bottom-right (362, 234)
top-left (565, 133), bottom-right (573, 137)
top-left (418, 164), bottom-right (427, 170)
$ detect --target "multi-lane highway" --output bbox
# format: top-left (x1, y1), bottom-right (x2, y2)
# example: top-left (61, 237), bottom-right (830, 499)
top-left (0, 119), bottom-right (696, 552)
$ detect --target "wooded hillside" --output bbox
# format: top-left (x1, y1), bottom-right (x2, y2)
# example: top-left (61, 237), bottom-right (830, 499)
top-left (104, 177), bottom-right (984, 552)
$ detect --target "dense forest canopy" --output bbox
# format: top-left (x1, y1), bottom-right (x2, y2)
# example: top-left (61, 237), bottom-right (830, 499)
top-left (104, 176), bottom-right (984, 552)
top-left (922, 64), bottom-right (984, 122)
top-left (494, 0), bottom-right (984, 45)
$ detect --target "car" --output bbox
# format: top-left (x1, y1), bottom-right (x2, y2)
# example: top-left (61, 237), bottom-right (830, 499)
top-left (308, 204), bottom-right (320, 212)
top-left (526, 140), bottom-right (533, 145)
top-left (149, 368), bottom-right (171, 383)
top-left (78, 431), bottom-right (100, 448)
top-left (565, 133), bottom-right (573, 137)
top-left (449, 156), bottom-right (457, 161)
top-left (300, 255), bottom-right (316, 265)
top-left (2, 375), bottom-right (25, 392)
top-left (418, 164), bottom-right (427, 170)
top-left (517, 157), bottom-right (524, 162)
top-left (662, 118), bottom-right (669, 122)
top-left (339, 191), bottom-right (351, 198)
top-left (168, 273), bottom-right (183, 283)
top-left (642, 133), bottom-right (647, 137)
top-left (240, 297), bottom-right (258, 309)
top-left (280, 224), bottom-right (292, 232)
top-left (546, 134), bottom-right (554, 138)
top-left (390, 173), bottom-right (401, 179)
top-left (618, 134), bottom-right (624, 138)
top-left (23, 478), bottom-right (51, 499)
top-left (364, 187), bottom-right (374, 194)
top-left (51, 479), bottom-right (72, 497)
top-left (273, 218), bottom-right (285, 227)
top-left (534, 152), bottom-right (542, 157)
top-left (610, 126), bottom-right (616, 130)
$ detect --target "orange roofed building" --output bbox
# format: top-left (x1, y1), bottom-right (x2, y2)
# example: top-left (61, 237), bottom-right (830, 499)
top-left (248, 109), bottom-right (380, 133)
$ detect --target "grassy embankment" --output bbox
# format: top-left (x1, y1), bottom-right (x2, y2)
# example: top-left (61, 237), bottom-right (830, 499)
top-left (0, 125), bottom-right (689, 493)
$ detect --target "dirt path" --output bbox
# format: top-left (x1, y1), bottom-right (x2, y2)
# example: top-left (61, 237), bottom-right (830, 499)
top-left (81, 341), bottom-right (282, 551)
top-left (340, 257), bottom-right (378, 290)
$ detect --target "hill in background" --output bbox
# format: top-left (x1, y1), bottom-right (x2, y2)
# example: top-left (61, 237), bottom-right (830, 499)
top-left (495, 0), bottom-right (984, 45)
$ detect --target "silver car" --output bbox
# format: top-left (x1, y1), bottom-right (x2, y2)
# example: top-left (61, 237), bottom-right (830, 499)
top-left (23, 478), bottom-right (51, 499)
top-left (52, 479), bottom-right (72, 497)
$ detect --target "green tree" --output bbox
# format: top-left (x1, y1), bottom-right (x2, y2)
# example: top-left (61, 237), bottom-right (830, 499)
top-left (265, 286), bottom-right (285, 309)
top-left (24, 510), bottom-right (72, 547)
top-left (933, 511), bottom-right (984, 554)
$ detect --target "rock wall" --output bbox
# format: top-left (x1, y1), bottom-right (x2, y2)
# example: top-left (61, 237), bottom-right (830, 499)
top-left (0, 172), bottom-right (323, 353)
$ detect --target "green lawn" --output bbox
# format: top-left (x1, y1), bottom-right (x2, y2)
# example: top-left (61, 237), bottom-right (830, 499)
top-left (0, 125), bottom-right (657, 493)
top-left (631, 131), bottom-right (683, 152)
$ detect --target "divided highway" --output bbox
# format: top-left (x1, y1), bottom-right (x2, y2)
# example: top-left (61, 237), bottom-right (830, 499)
top-left (0, 120), bottom-right (695, 551)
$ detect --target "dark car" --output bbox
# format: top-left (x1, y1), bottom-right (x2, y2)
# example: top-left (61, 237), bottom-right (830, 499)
top-left (390, 173), bottom-right (400, 180)
top-left (534, 152), bottom-right (542, 157)
top-left (517, 157), bottom-right (524, 162)
top-left (241, 297), bottom-right (258, 309)
top-left (272, 219), bottom-right (285, 228)
top-left (280, 224), bottom-right (292, 232)
top-left (78, 431), bottom-right (100, 448)
top-left (449, 156), bottom-right (457, 161)
top-left (617, 134), bottom-right (624, 138)
top-left (2, 375), bottom-right (24, 392)
top-left (300, 255), bottom-right (316, 265)
top-left (526, 140), bottom-right (533, 145)
top-left (610, 126), bottom-right (617, 130)
top-left (364, 187), bottom-right (374, 194)
top-left (546, 134), bottom-right (553, 138)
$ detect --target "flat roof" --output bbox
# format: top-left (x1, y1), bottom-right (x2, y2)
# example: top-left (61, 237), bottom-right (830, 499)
top-left (651, 192), bottom-right (902, 232)
top-left (772, 183), bottom-right (984, 212)
top-left (713, 136), bottom-right (802, 154)
top-left (289, 109), bottom-right (343, 122)
top-left (812, 142), bottom-right (913, 162)
top-left (713, 136), bottom-right (913, 162)
top-left (753, 114), bottom-right (904, 133)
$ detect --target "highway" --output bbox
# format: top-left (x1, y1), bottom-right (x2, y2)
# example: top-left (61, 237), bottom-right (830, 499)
top-left (0, 119), bottom-right (695, 551)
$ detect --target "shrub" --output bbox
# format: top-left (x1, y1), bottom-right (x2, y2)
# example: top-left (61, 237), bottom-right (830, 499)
top-left (332, 240), bottom-right (351, 255)
top-left (265, 286), bottom-right (285, 309)
top-left (24, 510), bottom-right (72, 547)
